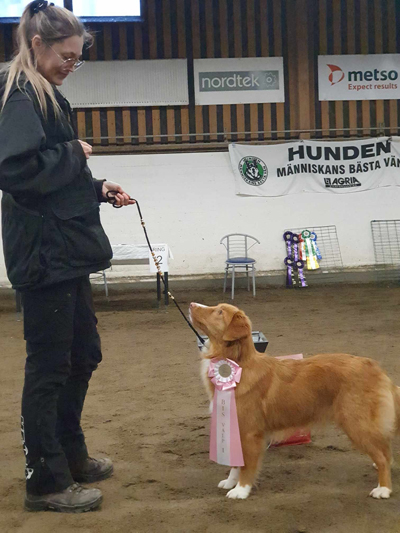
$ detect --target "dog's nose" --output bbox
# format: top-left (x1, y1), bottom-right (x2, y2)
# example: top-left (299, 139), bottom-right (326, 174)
top-left (190, 302), bottom-right (196, 308)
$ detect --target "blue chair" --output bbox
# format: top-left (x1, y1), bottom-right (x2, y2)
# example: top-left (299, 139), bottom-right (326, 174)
top-left (220, 234), bottom-right (260, 299)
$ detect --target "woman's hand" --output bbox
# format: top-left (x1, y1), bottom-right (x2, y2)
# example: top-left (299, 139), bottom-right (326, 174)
top-left (102, 181), bottom-right (135, 207)
top-left (78, 140), bottom-right (92, 159)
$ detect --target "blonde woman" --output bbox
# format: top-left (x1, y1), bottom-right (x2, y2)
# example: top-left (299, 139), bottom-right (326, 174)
top-left (0, 0), bottom-right (134, 512)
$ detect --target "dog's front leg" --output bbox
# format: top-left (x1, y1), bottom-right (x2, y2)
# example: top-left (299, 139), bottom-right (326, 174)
top-left (218, 467), bottom-right (240, 490)
top-left (226, 433), bottom-right (265, 500)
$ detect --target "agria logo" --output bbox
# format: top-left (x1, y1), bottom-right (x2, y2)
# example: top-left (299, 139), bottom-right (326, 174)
top-left (327, 64), bottom-right (345, 85)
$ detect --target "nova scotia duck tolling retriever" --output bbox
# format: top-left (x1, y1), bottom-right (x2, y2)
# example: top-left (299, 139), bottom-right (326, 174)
top-left (189, 302), bottom-right (400, 500)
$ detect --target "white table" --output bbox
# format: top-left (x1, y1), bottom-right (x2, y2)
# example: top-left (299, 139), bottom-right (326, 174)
top-left (110, 243), bottom-right (173, 305)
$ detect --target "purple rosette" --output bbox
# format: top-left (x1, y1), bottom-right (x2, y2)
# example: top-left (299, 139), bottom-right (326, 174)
top-left (295, 259), bottom-right (308, 288)
top-left (283, 231), bottom-right (293, 261)
top-left (284, 256), bottom-right (295, 288)
top-left (292, 234), bottom-right (300, 262)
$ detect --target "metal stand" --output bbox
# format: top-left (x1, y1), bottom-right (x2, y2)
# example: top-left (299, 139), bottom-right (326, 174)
top-left (284, 225), bottom-right (345, 284)
top-left (157, 272), bottom-right (169, 306)
top-left (371, 220), bottom-right (400, 282)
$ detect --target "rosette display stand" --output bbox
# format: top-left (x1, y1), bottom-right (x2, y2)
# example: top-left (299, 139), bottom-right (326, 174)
top-left (283, 225), bottom-right (345, 285)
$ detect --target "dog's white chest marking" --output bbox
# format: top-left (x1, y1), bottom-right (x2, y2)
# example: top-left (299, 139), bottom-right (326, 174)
top-left (201, 357), bottom-right (211, 373)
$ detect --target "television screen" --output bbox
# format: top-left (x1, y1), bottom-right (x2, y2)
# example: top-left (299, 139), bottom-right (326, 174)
top-left (0, 0), bottom-right (64, 22)
top-left (0, 0), bottom-right (142, 23)
top-left (73, 0), bottom-right (142, 22)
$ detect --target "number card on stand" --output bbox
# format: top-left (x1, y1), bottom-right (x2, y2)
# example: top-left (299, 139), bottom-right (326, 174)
top-left (149, 244), bottom-right (170, 273)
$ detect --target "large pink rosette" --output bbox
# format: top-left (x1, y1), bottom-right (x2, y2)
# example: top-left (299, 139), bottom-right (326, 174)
top-left (208, 358), bottom-right (244, 467)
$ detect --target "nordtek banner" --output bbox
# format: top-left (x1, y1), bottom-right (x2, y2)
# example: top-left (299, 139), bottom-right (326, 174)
top-left (229, 137), bottom-right (400, 197)
top-left (318, 54), bottom-right (400, 101)
top-left (194, 57), bottom-right (284, 105)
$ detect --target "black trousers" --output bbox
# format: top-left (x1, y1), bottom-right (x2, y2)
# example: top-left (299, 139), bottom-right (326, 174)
top-left (21, 276), bottom-right (102, 495)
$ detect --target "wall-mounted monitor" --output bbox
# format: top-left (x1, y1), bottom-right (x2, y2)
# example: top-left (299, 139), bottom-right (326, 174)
top-left (0, 0), bottom-right (64, 23)
top-left (73, 0), bottom-right (142, 22)
top-left (0, 0), bottom-right (142, 23)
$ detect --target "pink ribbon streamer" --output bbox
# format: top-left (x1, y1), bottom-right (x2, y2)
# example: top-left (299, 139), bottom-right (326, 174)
top-left (208, 358), bottom-right (244, 467)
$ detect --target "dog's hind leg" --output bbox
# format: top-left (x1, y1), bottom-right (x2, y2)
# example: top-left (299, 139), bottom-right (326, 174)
top-left (226, 433), bottom-right (265, 500)
top-left (367, 442), bottom-right (392, 499)
top-left (365, 441), bottom-right (392, 500)
top-left (372, 457), bottom-right (394, 470)
top-left (218, 467), bottom-right (240, 490)
top-left (343, 422), bottom-right (393, 499)
top-left (335, 388), bottom-right (395, 499)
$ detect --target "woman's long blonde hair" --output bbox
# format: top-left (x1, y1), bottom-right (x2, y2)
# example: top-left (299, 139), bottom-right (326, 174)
top-left (1, 1), bottom-right (92, 117)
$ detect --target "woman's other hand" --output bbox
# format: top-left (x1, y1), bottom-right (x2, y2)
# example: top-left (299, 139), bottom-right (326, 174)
top-left (78, 140), bottom-right (92, 159)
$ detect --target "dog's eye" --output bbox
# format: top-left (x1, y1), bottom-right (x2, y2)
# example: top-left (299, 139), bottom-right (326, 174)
top-left (218, 310), bottom-right (223, 315)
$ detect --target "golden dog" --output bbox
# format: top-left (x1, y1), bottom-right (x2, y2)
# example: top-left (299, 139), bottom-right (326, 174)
top-left (189, 302), bottom-right (400, 500)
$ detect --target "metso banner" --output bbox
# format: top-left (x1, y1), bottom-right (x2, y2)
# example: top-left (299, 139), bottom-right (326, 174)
top-left (193, 57), bottom-right (284, 105)
top-left (318, 54), bottom-right (400, 101)
top-left (229, 137), bottom-right (400, 197)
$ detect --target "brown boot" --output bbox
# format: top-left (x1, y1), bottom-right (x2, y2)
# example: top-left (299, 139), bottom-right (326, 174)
top-left (25, 483), bottom-right (102, 513)
top-left (70, 457), bottom-right (113, 483)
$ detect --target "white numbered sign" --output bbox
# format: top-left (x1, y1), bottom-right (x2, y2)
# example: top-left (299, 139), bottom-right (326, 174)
top-left (149, 244), bottom-right (169, 273)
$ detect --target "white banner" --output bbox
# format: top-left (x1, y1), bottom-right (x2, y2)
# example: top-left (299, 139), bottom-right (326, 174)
top-left (62, 60), bottom-right (188, 107)
top-left (193, 57), bottom-right (284, 105)
top-left (229, 137), bottom-right (400, 197)
top-left (318, 54), bottom-right (400, 101)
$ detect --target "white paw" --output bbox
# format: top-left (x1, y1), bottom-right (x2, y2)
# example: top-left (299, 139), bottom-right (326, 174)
top-left (369, 486), bottom-right (392, 499)
top-left (218, 478), bottom-right (237, 490)
top-left (226, 484), bottom-right (251, 499)
top-left (372, 462), bottom-right (377, 470)
top-left (218, 468), bottom-right (239, 490)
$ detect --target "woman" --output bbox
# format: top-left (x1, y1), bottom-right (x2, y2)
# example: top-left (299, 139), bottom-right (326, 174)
top-left (0, 1), bottom-right (134, 512)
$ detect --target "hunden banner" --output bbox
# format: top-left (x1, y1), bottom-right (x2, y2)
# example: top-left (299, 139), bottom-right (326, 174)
top-left (229, 137), bottom-right (400, 197)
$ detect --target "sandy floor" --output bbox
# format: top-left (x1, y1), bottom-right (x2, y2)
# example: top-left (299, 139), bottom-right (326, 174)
top-left (1, 283), bottom-right (400, 533)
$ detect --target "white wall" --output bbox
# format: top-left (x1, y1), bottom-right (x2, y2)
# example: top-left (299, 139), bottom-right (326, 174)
top-left (1, 151), bottom-right (399, 286)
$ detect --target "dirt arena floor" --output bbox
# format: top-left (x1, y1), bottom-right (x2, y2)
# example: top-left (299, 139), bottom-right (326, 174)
top-left (1, 283), bottom-right (400, 533)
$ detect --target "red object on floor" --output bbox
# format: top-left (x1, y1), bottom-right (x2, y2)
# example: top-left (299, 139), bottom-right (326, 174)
top-left (270, 429), bottom-right (312, 447)
top-left (270, 354), bottom-right (312, 447)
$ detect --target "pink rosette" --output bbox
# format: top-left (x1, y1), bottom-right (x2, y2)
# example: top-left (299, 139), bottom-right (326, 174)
top-left (208, 358), bottom-right (244, 467)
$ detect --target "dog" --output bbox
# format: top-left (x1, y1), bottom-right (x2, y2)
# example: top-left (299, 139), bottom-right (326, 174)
top-left (189, 302), bottom-right (400, 500)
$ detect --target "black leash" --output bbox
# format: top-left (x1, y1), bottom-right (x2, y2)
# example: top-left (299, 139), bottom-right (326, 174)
top-left (106, 190), bottom-right (205, 346)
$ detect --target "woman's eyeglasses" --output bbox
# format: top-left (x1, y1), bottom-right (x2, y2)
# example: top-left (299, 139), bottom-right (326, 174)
top-left (48, 44), bottom-right (85, 71)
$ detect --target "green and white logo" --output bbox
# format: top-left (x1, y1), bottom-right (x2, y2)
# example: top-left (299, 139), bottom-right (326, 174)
top-left (239, 156), bottom-right (268, 186)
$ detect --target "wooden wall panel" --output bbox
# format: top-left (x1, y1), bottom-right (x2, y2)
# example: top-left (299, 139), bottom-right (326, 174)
top-left (122, 108), bottom-right (131, 143)
top-left (77, 111), bottom-right (86, 140)
top-left (92, 110), bottom-right (101, 145)
top-left (0, 0), bottom-right (399, 151)
top-left (308, 0), bottom-right (400, 139)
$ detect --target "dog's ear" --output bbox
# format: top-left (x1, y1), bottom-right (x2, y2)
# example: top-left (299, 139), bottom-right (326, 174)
top-left (222, 311), bottom-right (251, 342)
